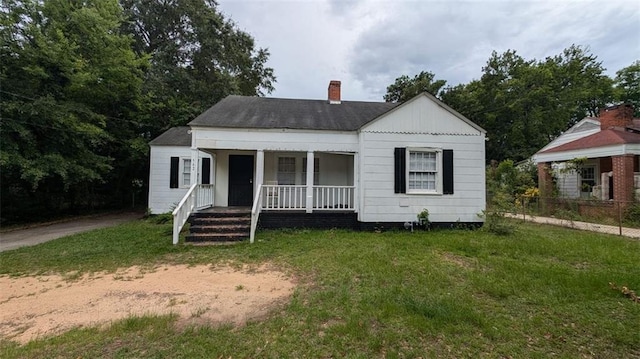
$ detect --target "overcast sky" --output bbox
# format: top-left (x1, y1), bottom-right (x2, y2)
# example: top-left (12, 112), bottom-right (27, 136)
top-left (218, 0), bottom-right (640, 102)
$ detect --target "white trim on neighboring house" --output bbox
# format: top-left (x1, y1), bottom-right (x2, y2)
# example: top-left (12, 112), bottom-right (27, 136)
top-left (536, 118), bottom-right (600, 154)
top-left (535, 144), bottom-right (640, 163)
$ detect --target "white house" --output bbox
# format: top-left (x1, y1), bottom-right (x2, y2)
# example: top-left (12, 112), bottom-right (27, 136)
top-left (148, 81), bottom-right (487, 243)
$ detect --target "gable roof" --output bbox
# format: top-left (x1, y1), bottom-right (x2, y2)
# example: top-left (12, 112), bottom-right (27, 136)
top-left (188, 95), bottom-right (399, 131)
top-left (361, 92), bottom-right (486, 134)
top-left (565, 118), bottom-right (600, 134)
top-left (149, 127), bottom-right (191, 146)
top-left (538, 129), bottom-right (640, 154)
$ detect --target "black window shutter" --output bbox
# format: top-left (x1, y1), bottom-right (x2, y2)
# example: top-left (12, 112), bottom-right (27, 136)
top-left (443, 149), bottom-right (454, 195)
top-left (394, 147), bottom-right (406, 193)
top-left (170, 157), bottom-right (179, 188)
top-left (201, 158), bottom-right (211, 184)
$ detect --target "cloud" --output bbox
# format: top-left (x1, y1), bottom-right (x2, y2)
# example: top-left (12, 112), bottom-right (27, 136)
top-left (350, 0), bottom-right (639, 100)
top-left (218, 0), bottom-right (639, 101)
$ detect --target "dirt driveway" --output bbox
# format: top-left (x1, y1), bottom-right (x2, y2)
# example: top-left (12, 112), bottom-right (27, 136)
top-left (0, 263), bottom-right (295, 344)
top-left (0, 212), bottom-right (142, 252)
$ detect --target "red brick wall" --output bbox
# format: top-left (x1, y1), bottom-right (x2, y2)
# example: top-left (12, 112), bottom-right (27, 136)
top-left (599, 104), bottom-right (634, 129)
top-left (612, 154), bottom-right (635, 204)
top-left (537, 162), bottom-right (552, 197)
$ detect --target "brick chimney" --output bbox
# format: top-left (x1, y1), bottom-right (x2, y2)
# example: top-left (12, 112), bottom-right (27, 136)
top-left (599, 104), bottom-right (634, 130)
top-left (328, 80), bottom-right (341, 104)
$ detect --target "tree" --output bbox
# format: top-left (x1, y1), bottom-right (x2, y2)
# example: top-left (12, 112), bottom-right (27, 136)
top-left (384, 71), bottom-right (446, 103)
top-left (1, 0), bottom-right (147, 221)
top-left (441, 46), bottom-right (616, 163)
top-left (543, 45), bottom-right (615, 125)
top-left (614, 60), bottom-right (640, 116)
top-left (120, 0), bottom-right (276, 131)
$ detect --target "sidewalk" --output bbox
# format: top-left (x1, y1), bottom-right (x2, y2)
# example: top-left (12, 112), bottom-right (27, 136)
top-left (506, 213), bottom-right (640, 239)
top-left (0, 211), bottom-right (143, 252)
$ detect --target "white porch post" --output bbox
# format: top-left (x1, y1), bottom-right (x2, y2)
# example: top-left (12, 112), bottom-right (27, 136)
top-left (306, 151), bottom-right (314, 213)
top-left (353, 153), bottom-right (359, 213)
top-left (256, 149), bottom-right (264, 192)
top-left (190, 147), bottom-right (198, 186)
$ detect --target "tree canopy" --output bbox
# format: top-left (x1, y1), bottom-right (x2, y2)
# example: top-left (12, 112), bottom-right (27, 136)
top-left (0, 0), bottom-right (276, 223)
top-left (120, 0), bottom-right (276, 131)
top-left (384, 71), bottom-right (447, 102)
top-left (390, 45), bottom-right (620, 162)
top-left (614, 60), bottom-right (640, 117)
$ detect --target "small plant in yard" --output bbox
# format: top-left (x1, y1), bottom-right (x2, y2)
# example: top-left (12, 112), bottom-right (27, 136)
top-left (146, 212), bottom-right (172, 224)
top-left (482, 190), bottom-right (517, 235)
top-left (417, 208), bottom-right (430, 228)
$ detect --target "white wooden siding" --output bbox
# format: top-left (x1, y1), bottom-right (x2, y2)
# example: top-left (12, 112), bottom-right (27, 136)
top-left (192, 127), bottom-right (359, 152)
top-left (148, 146), bottom-right (213, 214)
top-left (358, 130), bottom-right (486, 223)
top-left (361, 95), bottom-right (483, 135)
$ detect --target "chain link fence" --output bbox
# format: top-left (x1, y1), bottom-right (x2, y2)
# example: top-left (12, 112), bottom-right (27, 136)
top-left (511, 196), bottom-right (640, 238)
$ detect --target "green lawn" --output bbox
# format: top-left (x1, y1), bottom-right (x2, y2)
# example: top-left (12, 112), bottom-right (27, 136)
top-left (1, 220), bottom-right (639, 358)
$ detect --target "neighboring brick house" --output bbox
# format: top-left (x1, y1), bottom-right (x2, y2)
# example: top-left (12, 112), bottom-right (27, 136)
top-left (533, 104), bottom-right (640, 207)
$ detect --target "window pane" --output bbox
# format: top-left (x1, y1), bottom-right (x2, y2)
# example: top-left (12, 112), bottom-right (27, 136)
top-left (278, 157), bottom-right (296, 185)
top-left (182, 159), bottom-right (191, 186)
top-left (408, 150), bottom-right (437, 190)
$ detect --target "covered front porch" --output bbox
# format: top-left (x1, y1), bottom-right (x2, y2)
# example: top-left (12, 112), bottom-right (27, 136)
top-left (172, 149), bottom-right (358, 244)
top-left (208, 149), bottom-right (356, 211)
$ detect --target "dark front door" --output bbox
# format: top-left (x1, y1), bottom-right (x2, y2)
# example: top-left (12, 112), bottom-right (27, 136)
top-left (228, 155), bottom-right (254, 206)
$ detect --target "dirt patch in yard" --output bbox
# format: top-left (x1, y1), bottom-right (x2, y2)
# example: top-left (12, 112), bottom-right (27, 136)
top-left (0, 264), bottom-right (295, 344)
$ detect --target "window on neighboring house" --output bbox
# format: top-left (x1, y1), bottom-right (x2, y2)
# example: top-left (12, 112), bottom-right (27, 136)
top-left (394, 148), bottom-right (454, 195)
top-left (277, 157), bottom-right (296, 185)
top-left (580, 166), bottom-right (595, 192)
top-left (182, 158), bottom-right (191, 187)
top-left (302, 158), bottom-right (320, 185)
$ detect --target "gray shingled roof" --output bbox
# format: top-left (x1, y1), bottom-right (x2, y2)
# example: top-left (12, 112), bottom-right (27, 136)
top-left (149, 126), bottom-right (191, 146)
top-left (188, 95), bottom-right (399, 131)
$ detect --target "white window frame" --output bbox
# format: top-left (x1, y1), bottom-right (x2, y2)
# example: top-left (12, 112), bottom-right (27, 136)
top-left (180, 157), bottom-right (191, 188)
top-left (579, 165), bottom-right (596, 192)
top-left (406, 148), bottom-right (442, 194)
top-left (277, 156), bottom-right (296, 185)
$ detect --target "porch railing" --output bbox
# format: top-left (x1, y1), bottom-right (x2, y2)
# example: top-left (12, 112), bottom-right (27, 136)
top-left (250, 184), bottom-right (263, 244)
top-left (312, 186), bottom-right (355, 210)
top-left (260, 185), bottom-right (355, 211)
top-left (261, 185), bottom-right (307, 210)
top-left (172, 184), bottom-right (215, 245)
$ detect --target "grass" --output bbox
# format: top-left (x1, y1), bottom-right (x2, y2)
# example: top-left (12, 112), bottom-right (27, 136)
top-left (1, 219), bottom-right (639, 358)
